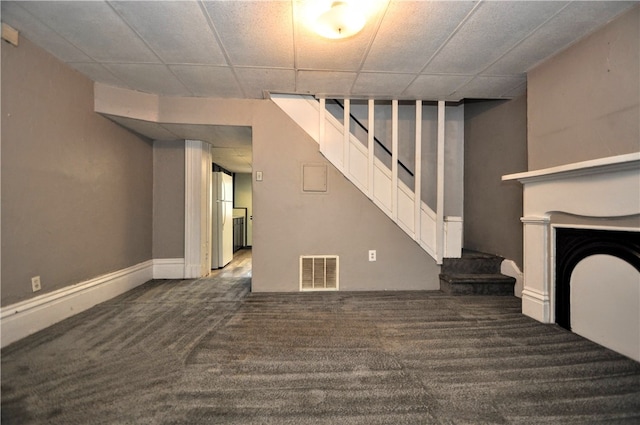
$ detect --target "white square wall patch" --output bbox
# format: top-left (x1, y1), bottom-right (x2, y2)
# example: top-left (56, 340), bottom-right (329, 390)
top-left (302, 164), bottom-right (327, 192)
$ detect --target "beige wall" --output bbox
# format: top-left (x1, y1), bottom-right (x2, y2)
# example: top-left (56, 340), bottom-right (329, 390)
top-left (96, 90), bottom-right (440, 291)
top-left (464, 96), bottom-right (528, 267)
top-left (153, 140), bottom-right (185, 259)
top-left (234, 173), bottom-right (253, 246)
top-left (528, 6), bottom-right (639, 170)
top-left (1, 38), bottom-right (153, 306)
top-left (251, 101), bottom-right (440, 292)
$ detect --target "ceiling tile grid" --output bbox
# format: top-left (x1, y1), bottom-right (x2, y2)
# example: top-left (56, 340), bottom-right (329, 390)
top-left (0, 1), bottom-right (93, 63)
top-left (297, 70), bottom-right (358, 97)
top-left (362, 1), bottom-right (477, 73)
top-left (403, 74), bottom-right (473, 101)
top-left (452, 75), bottom-right (528, 100)
top-left (2, 0), bottom-right (636, 101)
top-left (15, 1), bottom-right (161, 64)
top-left (69, 62), bottom-right (132, 89)
top-left (102, 63), bottom-right (192, 97)
top-left (234, 67), bottom-right (296, 99)
top-left (109, 0), bottom-right (227, 66)
top-left (169, 65), bottom-right (244, 98)
top-left (351, 72), bottom-right (416, 97)
top-left (2, 0), bottom-right (637, 171)
top-left (203, 1), bottom-right (294, 68)
top-left (484, 1), bottom-right (639, 75)
top-left (423, 1), bottom-right (568, 76)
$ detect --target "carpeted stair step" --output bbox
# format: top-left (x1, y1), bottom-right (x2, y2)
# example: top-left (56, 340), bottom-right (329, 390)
top-left (439, 273), bottom-right (516, 296)
top-left (441, 250), bottom-right (504, 274)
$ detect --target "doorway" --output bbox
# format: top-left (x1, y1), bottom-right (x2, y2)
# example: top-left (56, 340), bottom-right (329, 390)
top-left (210, 166), bottom-right (253, 271)
top-left (183, 126), bottom-right (253, 280)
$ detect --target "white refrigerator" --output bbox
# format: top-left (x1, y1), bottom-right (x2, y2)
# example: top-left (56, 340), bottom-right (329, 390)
top-left (211, 172), bottom-right (234, 269)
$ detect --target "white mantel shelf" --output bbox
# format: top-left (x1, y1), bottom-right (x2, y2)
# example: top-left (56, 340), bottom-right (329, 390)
top-left (502, 152), bottom-right (640, 184)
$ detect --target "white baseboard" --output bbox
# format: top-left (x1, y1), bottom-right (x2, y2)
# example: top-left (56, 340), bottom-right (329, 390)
top-left (521, 287), bottom-right (552, 323)
top-left (0, 260), bottom-right (153, 348)
top-left (501, 259), bottom-right (524, 298)
top-left (153, 258), bottom-right (185, 279)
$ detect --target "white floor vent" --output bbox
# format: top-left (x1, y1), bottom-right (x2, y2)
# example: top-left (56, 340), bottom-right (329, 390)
top-left (300, 255), bottom-right (339, 291)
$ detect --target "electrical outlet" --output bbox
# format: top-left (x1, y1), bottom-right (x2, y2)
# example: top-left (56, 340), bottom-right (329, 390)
top-left (31, 276), bottom-right (41, 292)
top-left (369, 250), bottom-right (376, 262)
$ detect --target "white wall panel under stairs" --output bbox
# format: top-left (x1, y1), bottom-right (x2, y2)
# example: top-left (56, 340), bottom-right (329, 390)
top-left (271, 94), bottom-right (463, 264)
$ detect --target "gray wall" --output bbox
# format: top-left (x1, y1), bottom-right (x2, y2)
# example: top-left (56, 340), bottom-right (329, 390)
top-left (104, 93), bottom-right (442, 291)
top-left (251, 101), bottom-right (440, 292)
top-left (464, 96), bottom-right (528, 267)
top-left (95, 89), bottom-right (441, 292)
top-left (528, 6), bottom-right (639, 170)
top-left (1, 38), bottom-right (153, 306)
top-left (153, 141), bottom-right (185, 259)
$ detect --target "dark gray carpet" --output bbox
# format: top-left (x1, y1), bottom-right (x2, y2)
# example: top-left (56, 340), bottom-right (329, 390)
top-left (2, 252), bottom-right (640, 424)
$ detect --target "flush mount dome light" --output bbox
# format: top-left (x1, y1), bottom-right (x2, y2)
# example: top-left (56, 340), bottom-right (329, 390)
top-left (312, 1), bottom-right (366, 39)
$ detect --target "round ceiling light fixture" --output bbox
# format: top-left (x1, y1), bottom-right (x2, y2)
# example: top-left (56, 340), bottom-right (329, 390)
top-left (311, 1), bottom-right (366, 39)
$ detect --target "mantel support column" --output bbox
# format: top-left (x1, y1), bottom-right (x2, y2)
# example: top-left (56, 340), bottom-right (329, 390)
top-left (521, 216), bottom-right (552, 323)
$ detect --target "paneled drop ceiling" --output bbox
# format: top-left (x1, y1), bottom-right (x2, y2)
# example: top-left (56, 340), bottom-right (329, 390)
top-left (106, 114), bottom-right (253, 173)
top-left (2, 0), bottom-right (637, 172)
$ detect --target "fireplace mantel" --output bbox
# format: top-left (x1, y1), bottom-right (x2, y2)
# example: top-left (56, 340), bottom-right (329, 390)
top-left (503, 152), bottom-right (640, 184)
top-left (503, 153), bottom-right (640, 323)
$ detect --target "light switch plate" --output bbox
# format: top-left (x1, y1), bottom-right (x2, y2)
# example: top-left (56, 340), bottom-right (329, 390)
top-left (31, 276), bottom-right (41, 292)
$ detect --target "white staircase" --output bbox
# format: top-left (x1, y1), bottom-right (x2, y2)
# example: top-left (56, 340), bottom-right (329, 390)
top-left (271, 94), bottom-right (463, 264)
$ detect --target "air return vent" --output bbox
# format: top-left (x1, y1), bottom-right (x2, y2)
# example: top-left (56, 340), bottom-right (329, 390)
top-left (300, 255), bottom-right (339, 291)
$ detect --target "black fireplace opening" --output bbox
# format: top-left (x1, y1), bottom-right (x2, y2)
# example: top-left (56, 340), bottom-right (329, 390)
top-left (555, 227), bottom-right (640, 330)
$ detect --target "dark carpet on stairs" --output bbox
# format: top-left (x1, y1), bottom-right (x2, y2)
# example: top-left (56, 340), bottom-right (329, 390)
top-left (2, 256), bottom-right (640, 424)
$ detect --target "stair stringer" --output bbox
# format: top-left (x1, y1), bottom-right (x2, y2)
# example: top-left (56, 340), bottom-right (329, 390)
top-left (270, 94), bottom-right (461, 264)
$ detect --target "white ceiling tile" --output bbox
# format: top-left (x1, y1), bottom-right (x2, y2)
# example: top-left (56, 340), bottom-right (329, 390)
top-left (162, 124), bottom-right (252, 148)
top-left (503, 81), bottom-right (528, 99)
top-left (211, 149), bottom-right (252, 160)
top-left (104, 115), bottom-right (180, 141)
top-left (99, 116), bottom-right (253, 172)
top-left (351, 73), bottom-right (415, 97)
top-left (3, 0), bottom-right (635, 104)
top-left (362, 1), bottom-right (476, 73)
top-left (0, 2), bottom-right (94, 63)
top-left (104, 64), bottom-right (191, 96)
top-left (485, 1), bottom-right (639, 75)
top-left (207, 126), bottom-right (252, 148)
top-left (204, 1), bottom-right (293, 68)
top-left (297, 71), bottom-right (357, 96)
top-left (211, 125), bottom-right (252, 148)
top-left (69, 62), bottom-right (131, 89)
top-left (110, 1), bottom-right (227, 65)
top-left (211, 147), bottom-right (252, 173)
top-left (234, 68), bottom-right (296, 99)
top-left (169, 65), bottom-right (243, 98)
top-left (403, 75), bottom-right (472, 100)
top-left (452, 76), bottom-right (527, 99)
top-left (425, 1), bottom-right (568, 75)
top-left (16, 1), bottom-right (160, 63)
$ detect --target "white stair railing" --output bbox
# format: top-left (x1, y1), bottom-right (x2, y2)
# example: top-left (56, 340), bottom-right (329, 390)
top-left (270, 94), bottom-right (462, 264)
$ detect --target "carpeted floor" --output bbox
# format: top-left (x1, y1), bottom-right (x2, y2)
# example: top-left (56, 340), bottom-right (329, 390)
top-left (2, 249), bottom-right (640, 424)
